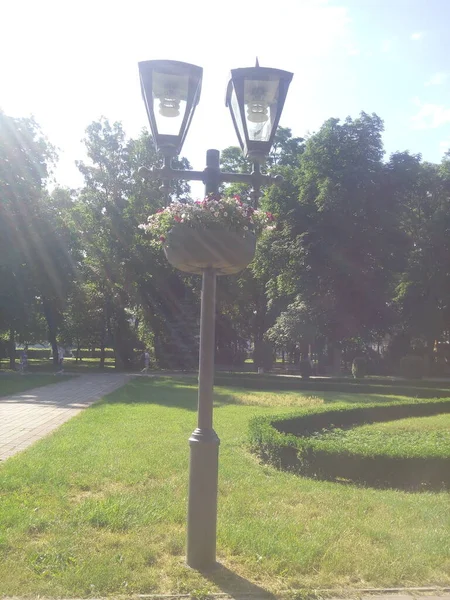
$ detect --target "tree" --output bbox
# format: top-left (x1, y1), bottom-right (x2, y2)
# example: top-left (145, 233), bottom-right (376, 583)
top-left (263, 113), bottom-right (406, 371)
top-left (393, 156), bottom-right (450, 369)
top-left (265, 298), bottom-right (316, 362)
top-left (74, 119), bottom-right (199, 369)
top-left (0, 111), bottom-right (72, 368)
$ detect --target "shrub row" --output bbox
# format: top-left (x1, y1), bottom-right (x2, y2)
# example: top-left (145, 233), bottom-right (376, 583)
top-left (248, 397), bottom-right (450, 490)
top-left (14, 349), bottom-right (116, 360)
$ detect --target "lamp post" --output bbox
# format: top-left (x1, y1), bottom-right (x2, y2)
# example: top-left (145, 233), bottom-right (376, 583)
top-left (138, 59), bottom-right (293, 570)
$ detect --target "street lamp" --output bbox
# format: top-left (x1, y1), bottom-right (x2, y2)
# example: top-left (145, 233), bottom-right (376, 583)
top-left (226, 61), bottom-right (293, 164)
top-left (139, 60), bottom-right (203, 160)
top-left (139, 59), bottom-right (293, 570)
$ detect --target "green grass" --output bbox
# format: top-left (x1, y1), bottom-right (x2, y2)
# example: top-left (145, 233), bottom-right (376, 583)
top-left (0, 374), bottom-right (68, 398)
top-left (0, 378), bottom-right (449, 597)
top-left (317, 413), bottom-right (450, 459)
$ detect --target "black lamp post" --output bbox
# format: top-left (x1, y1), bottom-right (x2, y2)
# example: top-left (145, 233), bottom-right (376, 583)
top-left (138, 59), bottom-right (293, 570)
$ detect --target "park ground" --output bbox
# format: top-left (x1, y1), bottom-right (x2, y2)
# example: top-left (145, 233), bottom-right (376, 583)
top-left (0, 375), bottom-right (449, 598)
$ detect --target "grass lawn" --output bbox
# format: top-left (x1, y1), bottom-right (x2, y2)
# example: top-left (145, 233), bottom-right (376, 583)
top-left (0, 374), bottom-right (68, 398)
top-left (0, 377), bottom-right (449, 597)
top-left (316, 413), bottom-right (450, 459)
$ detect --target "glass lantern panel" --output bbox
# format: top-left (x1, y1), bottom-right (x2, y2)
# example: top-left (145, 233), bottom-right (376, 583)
top-left (244, 78), bottom-right (279, 142)
top-left (230, 86), bottom-right (245, 146)
top-left (152, 70), bottom-right (189, 136)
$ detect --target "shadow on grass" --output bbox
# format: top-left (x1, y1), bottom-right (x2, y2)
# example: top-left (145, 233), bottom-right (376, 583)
top-left (200, 563), bottom-right (275, 600)
top-left (100, 377), bottom-right (247, 411)
top-left (214, 373), bottom-right (450, 399)
top-left (286, 453), bottom-right (450, 493)
top-left (102, 376), bottom-right (447, 413)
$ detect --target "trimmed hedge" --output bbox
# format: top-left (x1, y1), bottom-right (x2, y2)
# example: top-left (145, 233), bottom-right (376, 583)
top-left (248, 397), bottom-right (450, 490)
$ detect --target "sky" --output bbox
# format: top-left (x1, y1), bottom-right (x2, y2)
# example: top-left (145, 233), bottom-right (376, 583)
top-left (1, 0), bottom-right (449, 195)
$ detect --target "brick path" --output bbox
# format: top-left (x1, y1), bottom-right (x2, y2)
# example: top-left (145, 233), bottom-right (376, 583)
top-left (0, 373), bottom-right (132, 461)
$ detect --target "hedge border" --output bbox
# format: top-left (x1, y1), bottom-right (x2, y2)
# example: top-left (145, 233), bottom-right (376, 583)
top-left (248, 397), bottom-right (450, 491)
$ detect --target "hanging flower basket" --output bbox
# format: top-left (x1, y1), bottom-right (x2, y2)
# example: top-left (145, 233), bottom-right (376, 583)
top-left (164, 225), bottom-right (256, 275)
top-left (140, 194), bottom-right (275, 275)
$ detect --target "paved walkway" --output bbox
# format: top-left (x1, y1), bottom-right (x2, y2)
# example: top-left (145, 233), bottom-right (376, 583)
top-left (0, 373), bottom-right (132, 461)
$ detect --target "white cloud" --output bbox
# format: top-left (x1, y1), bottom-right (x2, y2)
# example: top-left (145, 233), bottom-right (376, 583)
top-left (425, 72), bottom-right (448, 86)
top-left (411, 31), bottom-right (425, 41)
top-left (440, 140), bottom-right (450, 153)
top-left (411, 102), bottom-right (450, 129)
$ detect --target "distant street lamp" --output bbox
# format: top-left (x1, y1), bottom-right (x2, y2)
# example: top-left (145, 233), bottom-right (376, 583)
top-left (138, 58), bottom-right (293, 570)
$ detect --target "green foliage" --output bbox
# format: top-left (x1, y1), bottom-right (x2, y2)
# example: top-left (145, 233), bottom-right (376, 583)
top-left (352, 357), bottom-right (367, 379)
top-left (265, 298), bottom-right (316, 350)
top-left (400, 355), bottom-right (425, 379)
top-left (262, 113), bottom-right (404, 345)
top-left (0, 112), bottom-right (78, 367)
top-left (4, 105), bottom-right (450, 376)
top-left (17, 348), bottom-right (50, 360)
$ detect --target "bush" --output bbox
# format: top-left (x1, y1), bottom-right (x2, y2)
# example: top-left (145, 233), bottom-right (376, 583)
top-left (17, 349), bottom-right (50, 360)
top-left (400, 355), bottom-right (425, 379)
top-left (252, 342), bottom-right (274, 372)
top-left (299, 360), bottom-right (312, 379)
top-left (352, 357), bottom-right (367, 379)
top-left (73, 349), bottom-right (115, 359)
top-left (248, 398), bottom-right (450, 490)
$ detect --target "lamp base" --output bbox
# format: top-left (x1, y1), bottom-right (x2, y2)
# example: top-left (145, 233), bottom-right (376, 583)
top-left (186, 428), bottom-right (220, 570)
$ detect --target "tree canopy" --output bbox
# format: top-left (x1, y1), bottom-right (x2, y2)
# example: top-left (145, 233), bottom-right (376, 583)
top-left (2, 110), bottom-right (450, 375)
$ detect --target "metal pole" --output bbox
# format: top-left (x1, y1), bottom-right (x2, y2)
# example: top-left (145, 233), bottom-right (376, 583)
top-left (186, 150), bottom-right (220, 570)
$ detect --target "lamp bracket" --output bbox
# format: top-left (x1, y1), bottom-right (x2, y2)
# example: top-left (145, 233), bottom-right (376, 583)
top-left (138, 155), bottom-right (282, 207)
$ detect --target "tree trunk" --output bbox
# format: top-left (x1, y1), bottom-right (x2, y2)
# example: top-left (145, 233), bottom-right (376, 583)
top-left (424, 338), bottom-right (435, 376)
top-left (8, 328), bottom-right (16, 370)
top-left (100, 344), bottom-right (106, 370)
top-left (113, 307), bottom-right (133, 371)
top-left (330, 344), bottom-right (342, 376)
top-left (42, 298), bottom-right (59, 366)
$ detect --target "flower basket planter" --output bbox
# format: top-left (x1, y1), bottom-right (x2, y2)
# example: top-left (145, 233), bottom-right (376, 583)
top-left (164, 225), bottom-right (256, 275)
